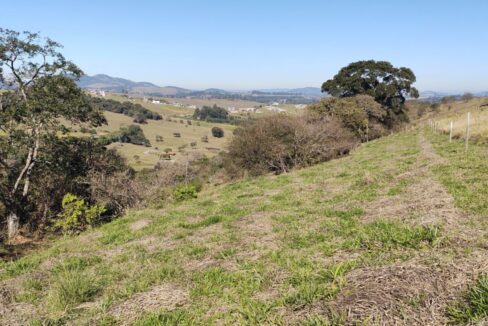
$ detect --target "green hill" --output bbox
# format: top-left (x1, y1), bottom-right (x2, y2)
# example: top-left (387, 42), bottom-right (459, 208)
top-left (1, 130), bottom-right (487, 325)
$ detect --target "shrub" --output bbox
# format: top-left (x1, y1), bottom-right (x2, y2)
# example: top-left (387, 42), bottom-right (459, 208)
top-left (227, 114), bottom-right (357, 175)
top-left (201, 135), bottom-right (209, 143)
top-left (211, 127), bottom-right (224, 138)
top-left (89, 97), bottom-right (161, 122)
top-left (173, 184), bottom-right (198, 201)
top-left (193, 105), bottom-right (229, 122)
top-left (54, 193), bottom-right (106, 234)
top-left (430, 102), bottom-right (441, 112)
top-left (307, 95), bottom-right (387, 141)
top-left (99, 125), bottom-right (151, 147)
top-left (173, 132), bottom-right (181, 138)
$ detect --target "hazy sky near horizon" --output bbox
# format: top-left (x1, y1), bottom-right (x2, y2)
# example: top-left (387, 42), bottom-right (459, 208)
top-left (2, 0), bottom-right (488, 92)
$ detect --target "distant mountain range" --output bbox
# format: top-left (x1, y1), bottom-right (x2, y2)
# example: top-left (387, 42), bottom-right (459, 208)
top-left (77, 74), bottom-right (323, 99)
top-left (78, 74), bottom-right (191, 96)
top-left (78, 74), bottom-right (487, 102)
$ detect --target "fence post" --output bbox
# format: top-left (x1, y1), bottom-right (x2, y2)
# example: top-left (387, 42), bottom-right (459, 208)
top-left (449, 121), bottom-right (453, 143)
top-left (465, 112), bottom-right (471, 151)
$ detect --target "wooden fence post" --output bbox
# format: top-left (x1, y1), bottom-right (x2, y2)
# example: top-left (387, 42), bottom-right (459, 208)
top-left (465, 112), bottom-right (471, 151)
top-left (449, 121), bottom-right (453, 142)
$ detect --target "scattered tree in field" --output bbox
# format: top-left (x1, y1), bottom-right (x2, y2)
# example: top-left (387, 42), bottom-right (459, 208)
top-left (211, 127), bottom-right (224, 138)
top-left (441, 96), bottom-right (456, 104)
top-left (461, 92), bottom-right (474, 102)
top-left (201, 135), bottom-right (209, 143)
top-left (193, 105), bottom-right (230, 122)
top-left (173, 132), bottom-right (181, 138)
top-left (155, 135), bottom-right (164, 142)
top-left (322, 60), bottom-right (419, 126)
top-left (430, 102), bottom-right (441, 112)
top-left (99, 125), bottom-right (151, 147)
top-left (0, 28), bottom-right (106, 240)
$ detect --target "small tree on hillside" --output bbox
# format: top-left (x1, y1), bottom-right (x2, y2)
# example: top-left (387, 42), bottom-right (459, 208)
top-left (322, 60), bottom-right (419, 127)
top-left (461, 92), bottom-right (474, 102)
top-left (211, 126), bottom-right (224, 138)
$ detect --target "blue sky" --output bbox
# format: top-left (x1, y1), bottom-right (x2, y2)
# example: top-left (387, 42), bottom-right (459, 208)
top-left (2, 0), bottom-right (488, 91)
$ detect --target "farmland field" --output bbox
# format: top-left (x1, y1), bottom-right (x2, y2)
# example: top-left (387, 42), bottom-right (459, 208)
top-left (88, 111), bottom-right (235, 170)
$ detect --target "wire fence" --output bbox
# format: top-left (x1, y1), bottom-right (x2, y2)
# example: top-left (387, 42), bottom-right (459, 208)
top-left (428, 107), bottom-right (488, 150)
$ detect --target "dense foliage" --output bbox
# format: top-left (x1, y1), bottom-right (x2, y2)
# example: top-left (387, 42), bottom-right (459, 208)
top-left (322, 60), bottom-right (419, 126)
top-left (227, 114), bottom-right (357, 175)
top-left (193, 105), bottom-right (230, 123)
top-left (99, 125), bottom-right (151, 147)
top-left (89, 97), bottom-right (162, 124)
top-left (211, 126), bottom-right (224, 138)
top-left (308, 95), bottom-right (387, 141)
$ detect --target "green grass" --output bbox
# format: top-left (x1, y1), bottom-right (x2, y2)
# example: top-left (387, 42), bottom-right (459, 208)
top-left (2, 130), bottom-right (487, 324)
top-left (448, 275), bottom-right (488, 323)
top-left (428, 131), bottom-right (488, 215)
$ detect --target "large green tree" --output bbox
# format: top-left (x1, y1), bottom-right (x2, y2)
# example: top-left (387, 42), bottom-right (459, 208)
top-left (0, 28), bottom-right (105, 240)
top-left (321, 60), bottom-right (419, 126)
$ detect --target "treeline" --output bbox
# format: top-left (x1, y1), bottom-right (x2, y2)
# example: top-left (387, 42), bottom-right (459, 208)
top-left (89, 97), bottom-right (162, 124)
top-left (193, 104), bottom-right (250, 125)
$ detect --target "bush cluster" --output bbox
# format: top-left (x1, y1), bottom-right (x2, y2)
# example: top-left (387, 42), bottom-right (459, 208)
top-left (90, 97), bottom-right (162, 124)
top-left (226, 95), bottom-right (389, 176)
top-left (99, 125), bottom-right (151, 147)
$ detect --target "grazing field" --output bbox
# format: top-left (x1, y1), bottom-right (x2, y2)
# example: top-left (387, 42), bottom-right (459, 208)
top-left (414, 97), bottom-right (488, 143)
top-left (162, 97), bottom-right (263, 110)
top-left (93, 111), bottom-right (235, 170)
top-left (105, 94), bottom-right (195, 118)
top-left (1, 129), bottom-right (487, 325)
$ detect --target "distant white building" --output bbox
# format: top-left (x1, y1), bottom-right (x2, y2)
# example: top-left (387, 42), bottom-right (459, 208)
top-left (151, 100), bottom-right (162, 104)
top-left (271, 102), bottom-right (280, 106)
top-left (88, 89), bottom-right (106, 97)
top-left (265, 106), bottom-right (286, 113)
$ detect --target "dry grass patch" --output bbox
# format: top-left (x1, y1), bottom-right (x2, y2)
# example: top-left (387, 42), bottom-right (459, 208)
top-left (129, 219), bottom-right (152, 231)
top-left (328, 261), bottom-right (481, 325)
top-left (110, 283), bottom-right (189, 325)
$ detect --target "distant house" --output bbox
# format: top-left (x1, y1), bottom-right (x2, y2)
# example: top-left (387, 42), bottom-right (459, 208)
top-left (271, 102), bottom-right (280, 106)
top-left (151, 100), bottom-right (161, 104)
top-left (265, 106), bottom-right (286, 113)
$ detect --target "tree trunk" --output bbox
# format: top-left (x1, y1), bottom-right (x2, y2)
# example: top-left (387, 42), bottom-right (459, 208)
top-left (7, 212), bottom-right (19, 242)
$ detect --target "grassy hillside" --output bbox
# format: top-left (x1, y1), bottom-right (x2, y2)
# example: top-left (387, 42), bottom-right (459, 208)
top-left (94, 111), bottom-right (234, 170)
top-left (413, 97), bottom-right (488, 143)
top-left (1, 130), bottom-right (487, 325)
